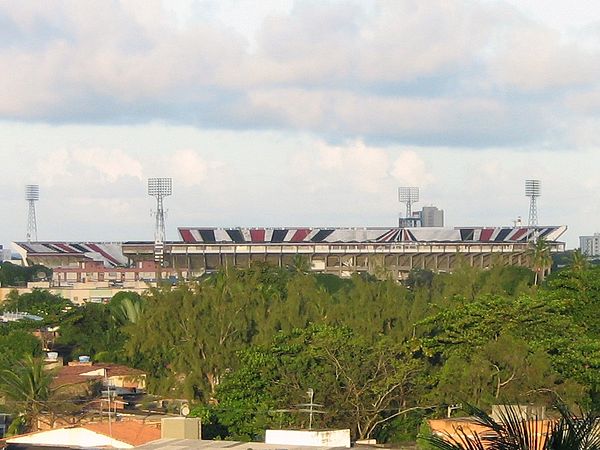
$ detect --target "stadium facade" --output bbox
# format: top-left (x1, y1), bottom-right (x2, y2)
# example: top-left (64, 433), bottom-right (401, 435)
top-left (13, 225), bottom-right (567, 280)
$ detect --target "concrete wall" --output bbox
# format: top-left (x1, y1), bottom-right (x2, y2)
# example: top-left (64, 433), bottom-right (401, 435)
top-left (161, 418), bottom-right (201, 440)
top-left (0, 285), bottom-right (149, 305)
top-left (265, 429), bottom-right (351, 448)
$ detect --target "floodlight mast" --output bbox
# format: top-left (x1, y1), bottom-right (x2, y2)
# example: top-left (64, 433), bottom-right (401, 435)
top-left (525, 179), bottom-right (541, 227)
top-left (147, 178), bottom-right (172, 266)
top-left (398, 187), bottom-right (420, 226)
top-left (25, 184), bottom-right (39, 243)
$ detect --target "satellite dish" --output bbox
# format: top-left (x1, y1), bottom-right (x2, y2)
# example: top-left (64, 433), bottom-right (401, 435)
top-left (180, 403), bottom-right (190, 417)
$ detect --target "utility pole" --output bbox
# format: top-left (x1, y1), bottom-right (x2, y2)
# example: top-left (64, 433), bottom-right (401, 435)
top-left (105, 368), bottom-right (112, 437)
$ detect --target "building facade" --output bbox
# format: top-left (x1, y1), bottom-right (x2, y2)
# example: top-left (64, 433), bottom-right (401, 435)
top-left (580, 233), bottom-right (600, 257)
top-left (12, 225), bottom-right (567, 281)
top-left (124, 225), bottom-right (566, 279)
top-left (420, 206), bottom-right (444, 227)
top-left (398, 206), bottom-right (444, 227)
top-left (0, 245), bottom-right (11, 262)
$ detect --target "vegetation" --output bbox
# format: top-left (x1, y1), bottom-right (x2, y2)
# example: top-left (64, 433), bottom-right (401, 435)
top-left (0, 356), bottom-right (55, 431)
top-left (1, 289), bottom-right (72, 322)
top-left (425, 403), bottom-right (600, 450)
top-left (1, 259), bottom-right (599, 443)
top-left (0, 262), bottom-right (51, 287)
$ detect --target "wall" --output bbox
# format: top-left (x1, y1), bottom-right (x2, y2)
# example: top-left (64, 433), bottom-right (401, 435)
top-left (265, 429), bottom-right (351, 448)
top-left (0, 285), bottom-right (149, 305)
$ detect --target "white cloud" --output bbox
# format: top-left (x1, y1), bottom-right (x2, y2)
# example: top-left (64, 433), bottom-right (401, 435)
top-left (1, 0), bottom-right (600, 146)
top-left (73, 149), bottom-right (143, 182)
top-left (390, 151), bottom-right (434, 186)
top-left (291, 140), bottom-right (433, 195)
top-left (166, 149), bottom-right (227, 187)
top-left (33, 148), bottom-right (143, 186)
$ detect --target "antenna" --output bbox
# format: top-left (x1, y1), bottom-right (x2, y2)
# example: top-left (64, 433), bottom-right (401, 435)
top-left (25, 184), bottom-right (39, 242)
top-left (272, 388), bottom-right (326, 430)
top-left (525, 179), bottom-right (541, 227)
top-left (147, 178), bottom-right (172, 266)
top-left (297, 388), bottom-right (325, 430)
top-left (398, 187), bottom-right (419, 226)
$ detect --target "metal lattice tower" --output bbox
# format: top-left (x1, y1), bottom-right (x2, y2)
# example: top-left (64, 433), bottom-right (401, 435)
top-left (148, 178), bottom-right (172, 266)
top-left (25, 185), bottom-right (39, 242)
top-left (525, 179), bottom-right (541, 227)
top-left (398, 187), bottom-right (420, 221)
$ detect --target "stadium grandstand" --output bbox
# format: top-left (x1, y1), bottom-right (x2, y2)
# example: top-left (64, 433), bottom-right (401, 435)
top-left (13, 225), bottom-right (567, 280)
top-left (12, 241), bottom-right (127, 268)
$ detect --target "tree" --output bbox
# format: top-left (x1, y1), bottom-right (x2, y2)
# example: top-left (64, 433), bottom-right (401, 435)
top-left (530, 238), bottom-right (552, 285)
top-left (0, 329), bottom-right (43, 369)
top-left (126, 266), bottom-right (331, 399)
top-left (569, 249), bottom-right (589, 274)
top-left (109, 293), bottom-right (146, 325)
top-left (56, 303), bottom-right (125, 361)
top-left (216, 325), bottom-right (427, 441)
top-left (1, 289), bottom-right (73, 324)
top-left (0, 355), bottom-right (54, 431)
top-left (0, 263), bottom-right (51, 287)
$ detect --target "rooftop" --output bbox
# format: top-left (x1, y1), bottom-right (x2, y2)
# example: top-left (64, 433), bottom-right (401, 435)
top-left (52, 362), bottom-right (145, 388)
top-left (137, 439), bottom-right (351, 450)
top-left (6, 422), bottom-right (160, 449)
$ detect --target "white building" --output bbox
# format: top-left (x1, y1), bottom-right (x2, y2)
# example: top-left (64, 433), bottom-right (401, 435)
top-left (421, 206), bottom-right (444, 227)
top-left (398, 206), bottom-right (444, 227)
top-left (580, 233), bottom-right (600, 257)
top-left (0, 245), bottom-right (11, 262)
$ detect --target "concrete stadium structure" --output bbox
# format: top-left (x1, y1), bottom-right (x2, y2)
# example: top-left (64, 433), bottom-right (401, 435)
top-left (13, 225), bottom-right (567, 280)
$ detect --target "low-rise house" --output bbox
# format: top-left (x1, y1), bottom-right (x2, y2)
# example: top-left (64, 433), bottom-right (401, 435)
top-left (428, 417), bottom-right (555, 450)
top-left (52, 360), bottom-right (146, 399)
top-left (5, 421), bottom-right (161, 449)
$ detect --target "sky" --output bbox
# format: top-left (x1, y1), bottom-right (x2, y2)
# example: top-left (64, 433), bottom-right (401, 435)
top-left (1, 0), bottom-right (599, 249)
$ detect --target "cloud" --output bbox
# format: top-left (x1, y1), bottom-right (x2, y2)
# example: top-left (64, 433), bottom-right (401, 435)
top-left (1, 1), bottom-right (600, 148)
top-left (390, 151), bottom-right (434, 187)
top-left (290, 140), bottom-right (432, 196)
top-left (34, 148), bottom-right (143, 186)
top-left (165, 149), bottom-right (227, 187)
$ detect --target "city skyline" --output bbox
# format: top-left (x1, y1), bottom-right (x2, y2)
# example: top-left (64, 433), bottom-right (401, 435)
top-left (1, 1), bottom-right (599, 248)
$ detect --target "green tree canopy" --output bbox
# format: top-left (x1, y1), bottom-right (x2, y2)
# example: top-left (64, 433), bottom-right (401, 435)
top-left (216, 325), bottom-right (427, 441)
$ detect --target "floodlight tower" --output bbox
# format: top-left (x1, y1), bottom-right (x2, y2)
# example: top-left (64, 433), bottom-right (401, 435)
top-left (25, 184), bottom-right (39, 242)
top-left (398, 186), bottom-right (420, 226)
top-left (525, 179), bottom-right (541, 227)
top-left (148, 178), bottom-right (172, 266)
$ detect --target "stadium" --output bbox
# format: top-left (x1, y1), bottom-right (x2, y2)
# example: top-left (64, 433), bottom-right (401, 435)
top-left (13, 224), bottom-right (567, 280)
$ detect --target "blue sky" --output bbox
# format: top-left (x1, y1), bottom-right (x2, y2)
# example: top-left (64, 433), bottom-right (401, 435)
top-left (1, 0), bottom-right (599, 248)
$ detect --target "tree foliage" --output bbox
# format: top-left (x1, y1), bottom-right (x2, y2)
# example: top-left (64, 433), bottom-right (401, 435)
top-left (0, 355), bottom-right (55, 431)
top-left (30, 259), bottom-right (599, 443)
top-left (215, 325), bottom-right (426, 441)
top-left (0, 263), bottom-right (51, 287)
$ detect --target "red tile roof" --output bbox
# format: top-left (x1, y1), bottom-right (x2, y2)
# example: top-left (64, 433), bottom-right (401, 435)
top-left (6, 422), bottom-right (161, 448)
top-left (83, 421), bottom-right (161, 446)
top-left (52, 363), bottom-right (145, 388)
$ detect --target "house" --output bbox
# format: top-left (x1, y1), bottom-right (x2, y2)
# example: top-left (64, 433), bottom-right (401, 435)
top-left (52, 360), bottom-right (146, 396)
top-left (5, 421), bottom-right (161, 449)
top-left (428, 417), bottom-right (555, 450)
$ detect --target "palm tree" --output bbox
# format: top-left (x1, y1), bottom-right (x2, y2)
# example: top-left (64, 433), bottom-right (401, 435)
top-left (0, 355), bottom-right (55, 431)
top-left (424, 403), bottom-right (600, 450)
top-left (289, 255), bottom-right (311, 274)
top-left (569, 249), bottom-right (589, 274)
top-left (111, 296), bottom-right (146, 325)
top-left (530, 238), bottom-right (552, 286)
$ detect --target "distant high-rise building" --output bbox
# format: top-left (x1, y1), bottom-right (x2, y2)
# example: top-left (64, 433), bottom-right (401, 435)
top-left (398, 214), bottom-right (421, 228)
top-left (0, 245), bottom-right (11, 262)
top-left (580, 233), bottom-right (600, 257)
top-left (398, 206), bottom-right (444, 228)
top-left (420, 206), bottom-right (444, 227)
